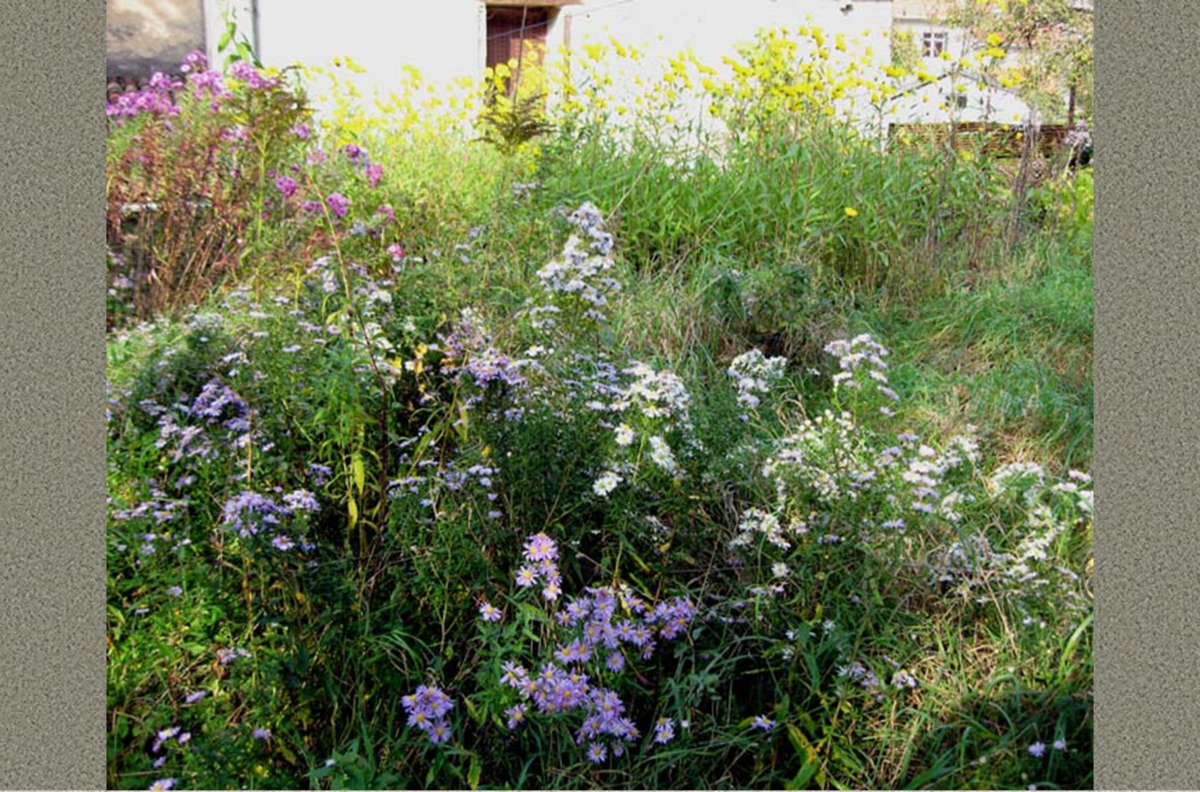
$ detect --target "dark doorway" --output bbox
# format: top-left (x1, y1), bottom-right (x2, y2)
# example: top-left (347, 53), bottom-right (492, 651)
top-left (486, 5), bottom-right (552, 78)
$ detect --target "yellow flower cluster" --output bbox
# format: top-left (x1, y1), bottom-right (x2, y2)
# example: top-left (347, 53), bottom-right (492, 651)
top-left (285, 22), bottom-right (1010, 153)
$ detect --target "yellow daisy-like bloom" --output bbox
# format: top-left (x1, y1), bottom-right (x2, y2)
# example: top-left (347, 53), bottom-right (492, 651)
top-left (844, 207), bottom-right (859, 218)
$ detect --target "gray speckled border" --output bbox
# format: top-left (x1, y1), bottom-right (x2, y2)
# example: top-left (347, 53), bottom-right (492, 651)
top-left (0, 0), bottom-right (1162, 788)
top-left (0, 1), bottom-right (106, 788)
top-left (1094, 1), bottom-right (1198, 789)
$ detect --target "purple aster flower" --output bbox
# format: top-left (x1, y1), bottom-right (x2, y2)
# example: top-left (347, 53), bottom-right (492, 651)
top-left (653, 717), bottom-right (676, 744)
top-left (501, 661), bottom-right (528, 688)
top-left (402, 684), bottom-right (455, 724)
top-left (590, 688), bottom-right (625, 721)
top-left (326, 193), bottom-right (351, 218)
top-left (555, 640), bottom-right (587, 664)
top-left (366, 163), bottom-right (383, 188)
top-left (275, 175), bottom-right (298, 198)
top-left (148, 779), bottom-right (176, 791)
top-left (283, 489), bottom-right (320, 512)
top-left (166, 586), bottom-right (183, 597)
top-left (1028, 741), bottom-right (1046, 758)
top-left (605, 652), bottom-right (625, 672)
top-left (1053, 738), bottom-right (1067, 751)
top-left (231, 60), bottom-right (261, 85)
top-left (253, 728), bottom-right (272, 740)
top-left (537, 558), bottom-right (560, 583)
top-left (271, 535), bottom-right (295, 551)
top-left (428, 720), bottom-right (451, 744)
top-left (576, 618), bottom-right (600, 644)
top-left (614, 717), bottom-right (640, 741)
top-left (406, 709), bottom-right (435, 731)
top-left (585, 742), bottom-right (607, 763)
top-left (308, 463), bottom-right (333, 485)
top-left (505, 704), bottom-right (527, 729)
top-left (479, 601), bottom-right (502, 622)
top-left (153, 756), bottom-right (167, 769)
top-left (751, 715), bottom-right (775, 730)
top-left (177, 732), bottom-right (191, 744)
top-left (181, 51), bottom-right (207, 73)
top-left (576, 715), bottom-right (601, 743)
top-left (184, 690), bottom-right (207, 704)
top-left (148, 72), bottom-right (182, 92)
top-left (515, 566), bottom-right (538, 587)
top-left (291, 122), bottom-right (310, 139)
top-left (523, 532), bottom-right (558, 562)
top-left (564, 598), bottom-right (591, 625)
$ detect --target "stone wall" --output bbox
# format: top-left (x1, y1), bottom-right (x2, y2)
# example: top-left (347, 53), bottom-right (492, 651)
top-left (107, 0), bottom-right (206, 80)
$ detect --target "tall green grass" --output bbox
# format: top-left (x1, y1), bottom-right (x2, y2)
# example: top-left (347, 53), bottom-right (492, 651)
top-left (107, 44), bottom-right (1092, 792)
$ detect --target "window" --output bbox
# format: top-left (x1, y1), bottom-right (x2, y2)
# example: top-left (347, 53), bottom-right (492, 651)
top-left (922, 31), bottom-right (948, 57)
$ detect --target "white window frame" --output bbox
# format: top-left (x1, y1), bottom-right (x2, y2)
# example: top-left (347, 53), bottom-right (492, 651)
top-left (922, 31), bottom-right (948, 58)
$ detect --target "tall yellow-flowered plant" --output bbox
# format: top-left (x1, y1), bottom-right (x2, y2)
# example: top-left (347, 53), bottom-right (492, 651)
top-left (285, 20), bottom-right (1010, 164)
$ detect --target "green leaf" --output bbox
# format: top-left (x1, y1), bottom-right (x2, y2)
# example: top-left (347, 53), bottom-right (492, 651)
top-left (464, 697), bottom-right (484, 726)
top-left (787, 722), bottom-right (818, 761)
top-left (467, 755), bottom-right (482, 790)
top-left (785, 723), bottom-right (823, 790)
top-left (786, 762), bottom-right (819, 790)
top-left (218, 21), bottom-right (235, 53)
top-left (805, 651), bottom-right (820, 692)
top-left (831, 745), bottom-right (865, 775)
top-left (351, 454), bottom-right (365, 495)
top-left (455, 404), bottom-right (470, 443)
top-left (517, 602), bottom-right (547, 623)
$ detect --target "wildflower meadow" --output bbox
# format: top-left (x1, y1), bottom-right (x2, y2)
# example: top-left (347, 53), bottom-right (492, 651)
top-left (107, 16), bottom-right (1092, 791)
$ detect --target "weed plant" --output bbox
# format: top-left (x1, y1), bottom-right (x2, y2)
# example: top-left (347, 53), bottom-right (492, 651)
top-left (107, 32), bottom-right (1093, 790)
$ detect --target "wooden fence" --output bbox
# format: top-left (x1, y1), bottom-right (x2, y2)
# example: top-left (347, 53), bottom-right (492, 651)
top-left (888, 122), bottom-right (1072, 159)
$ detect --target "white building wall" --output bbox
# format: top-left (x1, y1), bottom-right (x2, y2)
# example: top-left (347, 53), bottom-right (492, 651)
top-left (225, 0), bottom-right (1030, 134)
top-left (887, 14), bottom-right (1032, 125)
top-left (562, 0), bottom-right (894, 64)
top-left (238, 0), bottom-right (901, 125)
top-left (253, 0), bottom-right (484, 113)
top-left (548, 0), bottom-right (897, 141)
